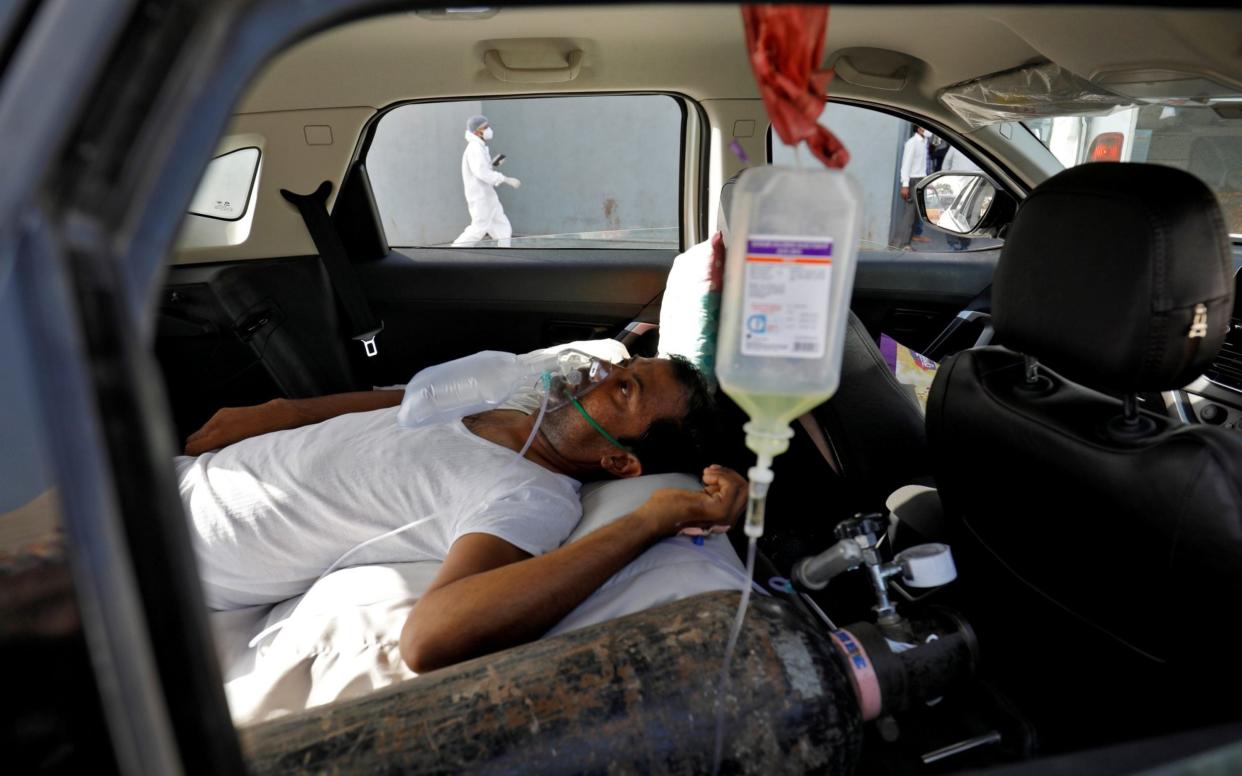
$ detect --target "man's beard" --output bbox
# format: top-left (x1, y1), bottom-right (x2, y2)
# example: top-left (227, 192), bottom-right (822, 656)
top-left (536, 404), bottom-right (577, 457)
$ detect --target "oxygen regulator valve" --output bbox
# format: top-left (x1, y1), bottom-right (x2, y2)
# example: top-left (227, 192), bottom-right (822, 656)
top-left (793, 513), bottom-right (957, 631)
top-left (794, 514), bottom-right (975, 728)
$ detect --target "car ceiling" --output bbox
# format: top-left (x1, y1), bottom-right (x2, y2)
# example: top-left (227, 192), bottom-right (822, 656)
top-left (238, 4), bottom-right (1242, 134)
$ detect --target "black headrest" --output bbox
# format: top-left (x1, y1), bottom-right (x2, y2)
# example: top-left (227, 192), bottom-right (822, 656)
top-left (994, 163), bottom-right (1234, 394)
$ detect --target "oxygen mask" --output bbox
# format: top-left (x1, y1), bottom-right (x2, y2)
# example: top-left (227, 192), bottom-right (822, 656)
top-left (397, 347), bottom-right (623, 430)
top-left (542, 350), bottom-right (620, 413)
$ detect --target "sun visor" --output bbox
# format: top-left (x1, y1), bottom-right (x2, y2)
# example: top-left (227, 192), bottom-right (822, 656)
top-left (941, 62), bottom-right (1135, 129)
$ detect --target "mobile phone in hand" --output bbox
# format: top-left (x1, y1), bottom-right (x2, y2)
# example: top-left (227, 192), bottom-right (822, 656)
top-left (492, 154), bottom-right (506, 168)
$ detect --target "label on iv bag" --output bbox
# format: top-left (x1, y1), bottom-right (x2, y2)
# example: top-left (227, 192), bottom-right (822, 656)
top-left (740, 235), bottom-right (833, 359)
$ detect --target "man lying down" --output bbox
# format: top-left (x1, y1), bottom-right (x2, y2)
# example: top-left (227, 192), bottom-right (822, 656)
top-left (177, 351), bottom-right (746, 673)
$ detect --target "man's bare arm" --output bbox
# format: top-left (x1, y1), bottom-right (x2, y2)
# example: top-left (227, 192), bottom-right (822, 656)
top-left (399, 465), bottom-right (746, 673)
top-left (184, 390), bottom-right (402, 454)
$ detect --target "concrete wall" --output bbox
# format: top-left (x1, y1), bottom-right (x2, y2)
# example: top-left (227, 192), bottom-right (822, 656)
top-left (771, 104), bottom-right (903, 250)
top-left (367, 95), bottom-right (682, 246)
top-left (481, 95), bottom-right (681, 238)
top-left (368, 100), bottom-right (483, 246)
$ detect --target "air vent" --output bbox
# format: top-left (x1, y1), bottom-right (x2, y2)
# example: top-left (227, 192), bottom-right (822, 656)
top-left (1205, 319), bottom-right (1242, 392)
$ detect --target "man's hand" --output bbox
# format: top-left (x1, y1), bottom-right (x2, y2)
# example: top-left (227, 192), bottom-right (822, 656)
top-left (503, 176), bottom-right (522, 189)
top-left (183, 390), bottom-right (403, 455)
top-left (184, 398), bottom-right (306, 455)
top-left (633, 464), bottom-right (747, 538)
top-left (901, 185), bottom-right (910, 201)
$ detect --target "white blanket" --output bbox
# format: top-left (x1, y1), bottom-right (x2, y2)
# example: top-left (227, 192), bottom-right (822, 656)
top-left (212, 472), bottom-right (751, 725)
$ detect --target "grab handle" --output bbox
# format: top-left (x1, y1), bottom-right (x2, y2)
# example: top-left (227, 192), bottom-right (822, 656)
top-left (483, 49), bottom-right (583, 84)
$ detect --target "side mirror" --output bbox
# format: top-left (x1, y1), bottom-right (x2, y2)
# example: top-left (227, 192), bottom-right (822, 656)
top-left (915, 172), bottom-right (1015, 239)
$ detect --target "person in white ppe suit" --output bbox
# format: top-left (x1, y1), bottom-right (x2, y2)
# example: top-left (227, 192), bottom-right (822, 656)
top-left (453, 115), bottom-right (522, 247)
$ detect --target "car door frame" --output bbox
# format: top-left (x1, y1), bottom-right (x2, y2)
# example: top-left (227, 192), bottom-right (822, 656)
top-left (0, 2), bottom-right (447, 774)
top-left (7, 2), bottom-right (1241, 775)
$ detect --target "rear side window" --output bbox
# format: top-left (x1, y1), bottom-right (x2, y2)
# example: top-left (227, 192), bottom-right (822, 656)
top-left (187, 147), bottom-right (260, 221)
top-left (367, 95), bottom-right (682, 249)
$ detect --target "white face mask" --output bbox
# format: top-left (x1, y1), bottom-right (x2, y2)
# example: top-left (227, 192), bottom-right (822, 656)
top-left (482, 127), bottom-right (494, 141)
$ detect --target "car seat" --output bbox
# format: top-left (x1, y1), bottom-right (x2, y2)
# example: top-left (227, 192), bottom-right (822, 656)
top-left (927, 163), bottom-right (1242, 750)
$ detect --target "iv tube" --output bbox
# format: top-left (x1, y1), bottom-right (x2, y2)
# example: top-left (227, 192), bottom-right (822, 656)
top-left (712, 535), bottom-right (758, 776)
top-left (709, 403), bottom-right (789, 773)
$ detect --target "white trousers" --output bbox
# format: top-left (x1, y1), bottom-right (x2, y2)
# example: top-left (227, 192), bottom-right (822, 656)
top-left (453, 208), bottom-right (512, 247)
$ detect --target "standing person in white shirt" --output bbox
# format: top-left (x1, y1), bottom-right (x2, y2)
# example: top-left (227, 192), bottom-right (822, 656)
top-left (453, 115), bottom-right (522, 247)
top-left (891, 126), bottom-right (929, 251)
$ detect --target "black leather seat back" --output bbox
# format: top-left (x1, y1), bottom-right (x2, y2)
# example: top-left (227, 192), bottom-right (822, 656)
top-left (930, 348), bottom-right (1242, 661)
top-left (815, 311), bottom-right (928, 507)
top-left (927, 163), bottom-right (1242, 740)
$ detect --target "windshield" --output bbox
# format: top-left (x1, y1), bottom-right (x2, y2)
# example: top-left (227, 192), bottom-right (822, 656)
top-left (1024, 104), bottom-right (1242, 236)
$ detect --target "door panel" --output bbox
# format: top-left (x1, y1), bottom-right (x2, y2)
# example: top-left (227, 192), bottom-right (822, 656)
top-left (156, 257), bottom-right (357, 441)
top-left (354, 248), bottom-right (673, 386)
top-left (155, 242), bottom-right (991, 438)
top-left (155, 197), bottom-right (1000, 441)
top-left (156, 248), bottom-right (674, 438)
top-left (853, 248), bottom-right (998, 353)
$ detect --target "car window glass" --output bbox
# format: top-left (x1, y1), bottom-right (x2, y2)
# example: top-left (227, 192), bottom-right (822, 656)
top-left (769, 103), bottom-right (1003, 253)
top-left (187, 147), bottom-right (261, 221)
top-left (1024, 105), bottom-right (1242, 236)
top-left (368, 95), bottom-right (682, 249)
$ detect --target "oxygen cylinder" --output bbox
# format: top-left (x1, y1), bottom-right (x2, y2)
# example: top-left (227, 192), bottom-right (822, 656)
top-left (241, 591), bottom-right (864, 774)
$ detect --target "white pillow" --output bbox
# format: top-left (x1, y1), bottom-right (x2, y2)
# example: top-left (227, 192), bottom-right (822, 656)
top-left (547, 473), bottom-right (750, 636)
top-left (657, 237), bottom-right (722, 387)
top-left (212, 473), bottom-right (749, 725)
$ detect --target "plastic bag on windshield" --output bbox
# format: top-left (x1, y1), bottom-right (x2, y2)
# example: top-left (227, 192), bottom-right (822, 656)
top-left (941, 62), bottom-right (1136, 129)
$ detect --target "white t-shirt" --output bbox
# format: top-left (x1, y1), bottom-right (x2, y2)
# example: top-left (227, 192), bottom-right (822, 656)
top-left (177, 407), bottom-right (581, 610)
top-left (899, 132), bottom-right (929, 187)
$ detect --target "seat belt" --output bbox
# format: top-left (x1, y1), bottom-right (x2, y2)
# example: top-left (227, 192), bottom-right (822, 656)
top-left (280, 181), bottom-right (384, 359)
top-left (798, 413), bottom-right (842, 476)
top-left (615, 321), bottom-right (658, 348)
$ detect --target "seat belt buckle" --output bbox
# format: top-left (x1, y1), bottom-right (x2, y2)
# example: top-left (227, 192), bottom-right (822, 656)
top-left (353, 322), bottom-right (384, 358)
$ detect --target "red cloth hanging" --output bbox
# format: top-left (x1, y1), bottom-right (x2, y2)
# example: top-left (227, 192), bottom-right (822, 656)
top-left (743, 5), bottom-right (849, 169)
